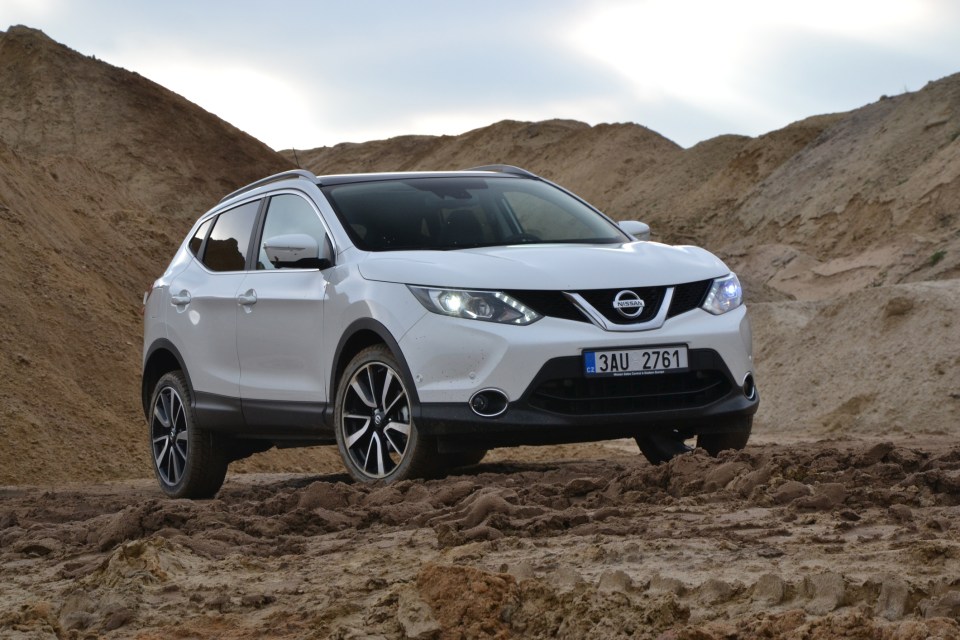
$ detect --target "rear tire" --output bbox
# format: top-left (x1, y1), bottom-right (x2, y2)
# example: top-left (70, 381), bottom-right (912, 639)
top-left (334, 345), bottom-right (438, 483)
top-left (636, 416), bottom-right (752, 465)
top-left (148, 371), bottom-right (228, 499)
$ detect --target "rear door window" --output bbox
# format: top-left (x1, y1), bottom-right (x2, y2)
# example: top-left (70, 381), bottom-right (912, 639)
top-left (201, 201), bottom-right (260, 272)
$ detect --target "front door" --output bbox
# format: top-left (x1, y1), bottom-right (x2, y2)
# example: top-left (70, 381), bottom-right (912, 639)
top-left (236, 192), bottom-right (330, 432)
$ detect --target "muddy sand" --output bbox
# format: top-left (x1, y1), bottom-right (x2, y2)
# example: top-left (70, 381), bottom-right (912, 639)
top-left (3, 438), bottom-right (960, 639)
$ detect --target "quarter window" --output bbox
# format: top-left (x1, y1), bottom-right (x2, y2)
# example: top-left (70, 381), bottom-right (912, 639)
top-left (201, 200), bottom-right (260, 272)
top-left (188, 218), bottom-right (212, 256)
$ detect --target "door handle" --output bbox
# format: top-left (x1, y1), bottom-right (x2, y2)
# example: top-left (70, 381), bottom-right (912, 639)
top-left (170, 290), bottom-right (191, 305)
top-left (237, 289), bottom-right (258, 306)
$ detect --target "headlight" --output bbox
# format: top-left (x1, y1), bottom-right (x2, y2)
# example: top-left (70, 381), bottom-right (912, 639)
top-left (702, 273), bottom-right (743, 315)
top-left (408, 286), bottom-right (542, 325)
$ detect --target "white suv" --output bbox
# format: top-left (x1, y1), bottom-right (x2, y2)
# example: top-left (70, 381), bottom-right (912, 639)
top-left (142, 166), bottom-right (758, 497)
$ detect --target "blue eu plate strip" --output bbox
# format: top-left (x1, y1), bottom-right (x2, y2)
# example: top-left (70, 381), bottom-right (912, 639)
top-left (584, 351), bottom-right (596, 374)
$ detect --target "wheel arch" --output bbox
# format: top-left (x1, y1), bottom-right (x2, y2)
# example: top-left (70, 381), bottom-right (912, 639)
top-left (330, 319), bottom-right (420, 413)
top-left (142, 339), bottom-right (193, 420)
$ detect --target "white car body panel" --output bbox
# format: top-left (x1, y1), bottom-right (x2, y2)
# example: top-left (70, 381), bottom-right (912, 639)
top-left (358, 242), bottom-right (727, 289)
top-left (236, 269), bottom-right (328, 403)
top-left (162, 261), bottom-right (246, 398)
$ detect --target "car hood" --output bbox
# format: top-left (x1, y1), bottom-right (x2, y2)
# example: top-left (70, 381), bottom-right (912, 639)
top-left (357, 242), bottom-right (730, 290)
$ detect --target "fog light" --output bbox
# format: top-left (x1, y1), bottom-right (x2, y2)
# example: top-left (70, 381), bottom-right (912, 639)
top-left (742, 374), bottom-right (757, 400)
top-left (469, 389), bottom-right (509, 418)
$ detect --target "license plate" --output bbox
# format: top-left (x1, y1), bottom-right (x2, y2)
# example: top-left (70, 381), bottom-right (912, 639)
top-left (584, 346), bottom-right (688, 377)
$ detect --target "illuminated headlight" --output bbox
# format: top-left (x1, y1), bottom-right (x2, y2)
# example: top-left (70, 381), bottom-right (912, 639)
top-left (702, 273), bottom-right (743, 315)
top-left (408, 286), bottom-right (542, 325)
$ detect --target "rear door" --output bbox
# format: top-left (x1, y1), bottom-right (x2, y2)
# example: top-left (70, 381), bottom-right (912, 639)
top-left (165, 199), bottom-right (261, 409)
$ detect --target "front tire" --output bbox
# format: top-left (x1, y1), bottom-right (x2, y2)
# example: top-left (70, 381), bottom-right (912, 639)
top-left (148, 371), bottom-right (227, 498)
top-left (636, 416), bottom-right (752, 465)
top-left (334, 345), bottom-right (437, 483)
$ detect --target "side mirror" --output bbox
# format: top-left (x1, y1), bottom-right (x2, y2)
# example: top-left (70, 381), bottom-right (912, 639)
top-left (263, 233), bottom-right (333, 269)
top-left (619, 220), bottom-right (651, 241)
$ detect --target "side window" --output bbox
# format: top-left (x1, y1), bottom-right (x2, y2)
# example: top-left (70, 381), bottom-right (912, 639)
top-left (257, 194), bottom-right (328, 270)
top-left (200, 200), bottom-right (260, 272)
top-left (188, 218), bottom-right (213, 256)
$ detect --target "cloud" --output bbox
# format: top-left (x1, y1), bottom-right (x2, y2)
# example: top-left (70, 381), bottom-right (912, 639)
top-left (5, 0), bottom-right (960, 149)
top-left (101, 42), bottom-right (330, 148)
top-left (566, 0), bottom-right (960, 144)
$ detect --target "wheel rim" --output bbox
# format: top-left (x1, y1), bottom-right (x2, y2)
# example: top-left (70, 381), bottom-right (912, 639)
top-left (341, 361), bottom-right (412, 479)
top-left (151, 386), bottom-right (188, 486)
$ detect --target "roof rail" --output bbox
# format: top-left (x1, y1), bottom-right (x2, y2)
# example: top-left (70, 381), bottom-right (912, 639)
top-left (219, 169), bottom-right (317, 203)
top-left (465, 164), bottom-right (539, 178)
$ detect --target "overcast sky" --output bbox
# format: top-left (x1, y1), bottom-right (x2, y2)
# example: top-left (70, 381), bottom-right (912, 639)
top-left (3, 0), bottom-right (959, 150)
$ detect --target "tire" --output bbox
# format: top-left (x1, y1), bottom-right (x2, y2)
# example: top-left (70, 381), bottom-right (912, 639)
top-left (334, 345), bottom-right (438, 483)
top-left (636, 416), bottom-right (752, 465)
top-left (148, 371), bottom-right (228, 498)
top-left (697, 420), bottom-right (752, 457)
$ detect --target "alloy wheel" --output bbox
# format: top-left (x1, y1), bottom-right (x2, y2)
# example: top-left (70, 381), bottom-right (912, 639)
top-left (340, 361), bottom-right (412, 479)
top-left (151, 386), bottom-right (189, 486)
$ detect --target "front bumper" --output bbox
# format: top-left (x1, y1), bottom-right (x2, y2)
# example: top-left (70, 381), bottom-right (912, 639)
top-left (417, 348), bottom-right (758, 451)
top-left (399, 304), bottom-right (755, 404)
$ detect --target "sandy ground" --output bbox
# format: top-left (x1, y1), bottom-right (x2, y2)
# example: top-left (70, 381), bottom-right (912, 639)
top-left (3, 437), bottom-right (960, 639)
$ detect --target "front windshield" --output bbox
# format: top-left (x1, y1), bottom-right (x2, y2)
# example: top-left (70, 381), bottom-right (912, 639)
top-left (322, 176), bottom-right (629, 251)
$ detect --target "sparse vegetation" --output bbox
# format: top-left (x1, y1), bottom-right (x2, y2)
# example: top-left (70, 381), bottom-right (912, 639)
top-left (930, 249), bottom-right (947, 266)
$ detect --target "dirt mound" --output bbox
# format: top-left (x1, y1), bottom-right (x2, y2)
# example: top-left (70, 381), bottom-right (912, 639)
top-left (293, 118), bottom-right (681, 209)
top-left (0, 26), bottom-right (288, 213)
top-left (3, 442), bottom-right (960, 637)
top-left (751, 279), bottom-right (960, 437)
top-left (0, 26), bottom-right (293, 485)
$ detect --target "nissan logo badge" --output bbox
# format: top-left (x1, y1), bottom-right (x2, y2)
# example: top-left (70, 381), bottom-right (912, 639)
top-left (613, 290), bottom-right (645, 319)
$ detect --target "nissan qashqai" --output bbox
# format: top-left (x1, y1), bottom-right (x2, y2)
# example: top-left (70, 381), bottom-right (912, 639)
top-left (142, 166), bottom-right (758, 498)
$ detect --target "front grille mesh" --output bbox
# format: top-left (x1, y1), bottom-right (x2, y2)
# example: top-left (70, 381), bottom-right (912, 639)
top-left (667, 279), bottom-right (712, 318)
top-left (506, 291), bottom-right (587, 323)
top-left (528, 370), bottom-right (730, 415)
top-left (508, 279), bottom-right (713, 325)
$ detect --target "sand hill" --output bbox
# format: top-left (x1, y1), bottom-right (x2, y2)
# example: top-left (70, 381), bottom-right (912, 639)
top-left (0, 26), bottom-right (291, 484)
top-left (1, 26), bottom-right (958, 486)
